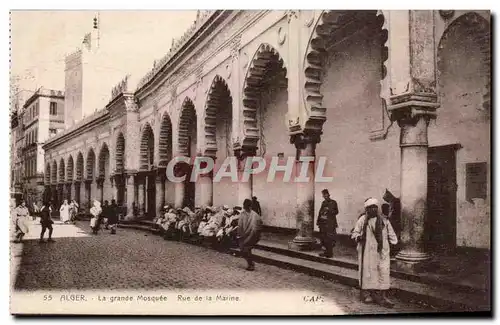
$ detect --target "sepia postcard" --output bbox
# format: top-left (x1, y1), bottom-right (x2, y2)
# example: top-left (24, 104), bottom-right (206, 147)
top-left (9, 9), bottom-right (491, 316)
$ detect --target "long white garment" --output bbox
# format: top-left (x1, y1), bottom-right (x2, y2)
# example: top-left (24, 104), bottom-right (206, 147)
top-left (59, 204), bottom-right (70, 222)
top-left (351, 215), bottom-right (398, 290)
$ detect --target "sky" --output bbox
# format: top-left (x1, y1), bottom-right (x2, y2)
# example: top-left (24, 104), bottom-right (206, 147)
top-left (10, 10), bottom-right (198, 95)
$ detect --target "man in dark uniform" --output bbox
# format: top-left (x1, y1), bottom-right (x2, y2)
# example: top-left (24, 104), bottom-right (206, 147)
top-left (317, 189), bottom-right (339, 258)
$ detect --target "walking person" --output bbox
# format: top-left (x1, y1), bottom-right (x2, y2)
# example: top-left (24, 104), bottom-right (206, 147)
top-left (108, 199), bottom-right (119, 235)
top-left (89, 200), bottom-right (102, 235)
top-left (13, 200), bottom-right (30, 243)
top-left (237, 199), bottom-right (263, 271)
top-left (39, 201), bottom-right (55, 243)
top-left (351, 198), bottom-right (398, 308)
top-left (317, 189), bottom-right (339, 258)
top-left (59, 199), bottom-right (70, 224)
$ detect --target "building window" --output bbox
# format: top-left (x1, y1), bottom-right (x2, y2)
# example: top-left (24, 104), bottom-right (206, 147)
top-left (35, 102), bottom-right (39, 117)
top-left (50, 102), bottom-right (58, 115)
top-left (35, 128), bottom-right (38, 142)
top-left (466, 162), bottom-right (488, 202)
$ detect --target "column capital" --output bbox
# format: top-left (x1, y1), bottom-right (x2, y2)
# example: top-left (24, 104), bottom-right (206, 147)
top-left (388, 92), bottom-right (439, 124)
top-left (234, 146), bottom-right (257, 161)
top-left (290, 132), bottom-right (321, 150)
top-left (84, 179), bottom-right (93, 185)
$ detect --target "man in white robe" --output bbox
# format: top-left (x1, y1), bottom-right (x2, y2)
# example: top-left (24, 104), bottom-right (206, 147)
top-left (351, 198), bottom-right (398, 308)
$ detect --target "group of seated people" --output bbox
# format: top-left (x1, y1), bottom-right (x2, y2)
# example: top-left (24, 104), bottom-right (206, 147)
top-left (152, 204), bottom-right (242, 250)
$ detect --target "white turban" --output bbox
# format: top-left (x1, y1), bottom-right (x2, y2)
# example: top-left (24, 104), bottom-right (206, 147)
top-left (364, 198), bottom-right (379, 208)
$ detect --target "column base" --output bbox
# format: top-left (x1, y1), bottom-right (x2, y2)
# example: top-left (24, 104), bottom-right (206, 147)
top-left (395, 249), bottom-right (432, 272)
top-left (288, 236), bottom-right (318, 251)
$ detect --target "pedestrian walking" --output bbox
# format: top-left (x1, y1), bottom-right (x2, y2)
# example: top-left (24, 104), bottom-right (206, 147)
top-left (59, 199), bottom-right (70, 224)
top-left (317, 189), bottom-right (339, 258)
top-left (89, 200), bottom-right (102, 235)
top-left (237, 199), bottom-right (263, 271)
top-left (13, 200), bottom-right (30, 243)
top-left (351, 197), bottom-right (398, 308)
top-left (39, 201), bottom-right (55, 243)
top-left (251, 196), bottom-right (262, 216)
top-left (108, 199), bottom-right (119, 234)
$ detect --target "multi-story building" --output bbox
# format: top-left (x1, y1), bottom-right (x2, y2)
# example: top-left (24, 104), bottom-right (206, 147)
top-left (17, 88), bottom-right (65, 206)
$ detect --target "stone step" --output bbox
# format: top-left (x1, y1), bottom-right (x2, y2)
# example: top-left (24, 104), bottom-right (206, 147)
top-left (248, 248), bottom-right (489, 312)
top-left (255, 241), bottom-right (488, 296)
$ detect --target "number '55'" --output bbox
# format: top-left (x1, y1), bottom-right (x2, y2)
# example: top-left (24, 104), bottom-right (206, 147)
top-left (43, 295), bottom-right (52, 301)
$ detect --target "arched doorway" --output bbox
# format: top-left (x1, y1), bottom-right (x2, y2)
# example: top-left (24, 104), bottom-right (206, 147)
top-left (66, 155), bottom-right (74, 201)
top-left (98, 143), bottom-right (111, 203)
top-left (75, 152), bottom-right (84, 205)
top-left (139, 123), bottom-right (155, 218)
top-left (203, 75), bottom-right (234, 206)
top-left (86, 149), bottom-right (96, 209)
top-left (58, 158), bottom-right (65, 206)
top-left (158, 114), bottom-right (173, 206)
top-left (432, 12), bottom-right (490, 249)
top-left (242, 43), bottom-right (289, 225)
top-left (115, 133), bottom-right (126, 206)
top-left (177, 98), bottom-right (197, 209)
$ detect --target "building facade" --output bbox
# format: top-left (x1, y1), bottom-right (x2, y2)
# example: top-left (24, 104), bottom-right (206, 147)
top-left (42, 10), bottom-right (490, 262)
top-left (13, 88), bottom-right (65, 206)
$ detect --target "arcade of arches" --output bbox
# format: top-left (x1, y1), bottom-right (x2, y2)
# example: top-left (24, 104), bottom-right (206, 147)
top-left (42, 11), bottom-right (490, 263)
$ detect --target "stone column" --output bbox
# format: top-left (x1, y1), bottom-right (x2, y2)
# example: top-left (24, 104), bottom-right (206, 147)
top-left (79, 181), bottom-right (86, 207)
top-left (66, 183), bottom-right (72, 201)
top-left (90, 180), bottom-right (98, 205)
top-left (173, 162), bottom-right (187, 208)
top-left (109, 175), bottom-right (116, 201)
top-left (96, 178), bottom-right (104, 203)
top-left (386, 10), bottom-right (440, 268)
top-left (289, 133), bottom-right (319, 251)
top-left (124, 172), bottom-right (137, 220)
top-left (74, 181), bottom-right (80, 204)
top-left (85, 180), bottom-right (92, 211)
top-left (236, 147), bottom-right (256, 206)
top-left (199, 158), bottom-right (214, 207)
top-left (137, 174), bottom-right (145, 217)
top-left (155, 168), bottom-right (165, 217)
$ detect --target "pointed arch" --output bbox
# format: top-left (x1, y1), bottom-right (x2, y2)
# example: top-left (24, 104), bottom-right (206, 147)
top-left (158, 114), bottom-right (173, 167)
top-left (241, 43), bottom-right (287, 150)
top-left (115, 132), bottom-right (126, 173)
top-left (66, 155), bottom-right (74, 181)
top-left (139, 123), bottom-right (155, 171)
top-left (203, 75), bottom-right (232, 158)
top-left (86, 148), bottom-right (96, 180)
top-left (437, 12), bottom-right (490, 113)
top-left (303, 10), bottom-right (387, 134)
top-left (76, 152), bottom-right (84, 181)
top-left (58, 158), bottom-right (65, 183)
top-left (98, 143), bottom-right (110, 178)
top-left (177, 97), bottom-right (197, 157)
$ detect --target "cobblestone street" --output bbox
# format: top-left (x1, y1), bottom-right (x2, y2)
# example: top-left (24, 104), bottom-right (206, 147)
top-left (11, 219), bottom-right (435, 315)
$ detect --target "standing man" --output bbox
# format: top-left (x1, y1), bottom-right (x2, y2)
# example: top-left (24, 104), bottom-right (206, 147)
top-left (39, 201), bottom-right (55, 243)
top-left (251, 196), bottom-right (262, 216)
top-left (317, 189), bottom-right (339, 258)
top-left (238, 199), bottom-right (263, 271)
top-left (351, 198), bottom-right (398, 307)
